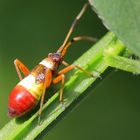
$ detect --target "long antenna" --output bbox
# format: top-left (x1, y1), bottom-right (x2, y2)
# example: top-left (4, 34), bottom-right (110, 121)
top-left (57, 2), bottom-right (89, 53)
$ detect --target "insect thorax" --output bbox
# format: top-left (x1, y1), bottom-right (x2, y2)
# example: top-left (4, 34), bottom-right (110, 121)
top-left (40, 52), bottom-right (63, 71)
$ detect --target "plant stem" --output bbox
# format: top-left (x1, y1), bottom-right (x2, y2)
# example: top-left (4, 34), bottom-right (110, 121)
top-left (105, 54), bottom-right (140, 74)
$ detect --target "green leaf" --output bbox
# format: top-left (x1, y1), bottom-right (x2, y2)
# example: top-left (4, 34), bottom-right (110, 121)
top-left (0, 32), bottom-right (125, 140)
top-left (89, 0), bottom-right (140, 57)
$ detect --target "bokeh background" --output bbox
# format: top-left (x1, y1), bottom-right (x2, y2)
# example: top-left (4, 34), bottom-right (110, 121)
top-left (0, 0), bottom-right (140, 140)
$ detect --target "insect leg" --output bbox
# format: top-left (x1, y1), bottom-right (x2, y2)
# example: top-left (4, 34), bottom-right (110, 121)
top-left (38, 88), bottom-right (46, 124)
top-left (53, 63), bottom-right (96, 102)
top-left (38, 69), bottom-right (52, 124)
top-left (52, 74), bottom-right (65, 102)
top-left (14, 59), bottom-right (30, 81)
top-left (60, 61), bottom-right (95, 78)
top-left (62, 61), bottom-right (101, 79)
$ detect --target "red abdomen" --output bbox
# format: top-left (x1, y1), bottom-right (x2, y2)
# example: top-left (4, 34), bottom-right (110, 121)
top-left (8, 85), bottom-right (38, 117)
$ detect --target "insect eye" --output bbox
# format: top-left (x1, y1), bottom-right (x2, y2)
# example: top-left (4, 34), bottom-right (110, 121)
top-left (53, 55), bottom-right (60, 62)
top-left (48, 53), bottom-right (62, 62)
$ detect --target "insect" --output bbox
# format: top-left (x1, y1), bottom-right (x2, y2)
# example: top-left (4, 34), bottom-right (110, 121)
top-left (8, 2), bottom-right (97, 122)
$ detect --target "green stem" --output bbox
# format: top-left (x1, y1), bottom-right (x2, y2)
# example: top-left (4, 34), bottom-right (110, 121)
top-left (105, 47), bottom-right (140, 74)
top-left (0, 32), bottom-right (125, 140)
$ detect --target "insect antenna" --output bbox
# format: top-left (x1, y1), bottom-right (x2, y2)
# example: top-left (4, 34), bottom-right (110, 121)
top-left (57, 2), bottom-right (89, 53)
top-left (61, 36), bottom-right (97, 57)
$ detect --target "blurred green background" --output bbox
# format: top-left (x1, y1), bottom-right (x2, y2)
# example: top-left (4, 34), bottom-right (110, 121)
top-left (0, 0), bottom-right (140, 140)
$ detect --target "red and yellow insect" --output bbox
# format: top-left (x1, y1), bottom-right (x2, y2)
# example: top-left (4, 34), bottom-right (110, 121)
top-left (8, 3), bottom-right (96, 121)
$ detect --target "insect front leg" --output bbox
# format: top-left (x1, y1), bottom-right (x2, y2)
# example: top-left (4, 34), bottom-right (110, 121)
top-left (14, 59), bottom-right (30, 81)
